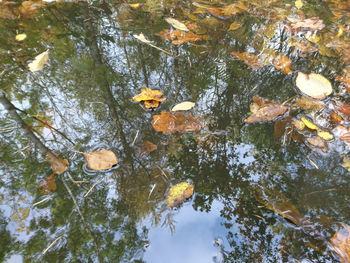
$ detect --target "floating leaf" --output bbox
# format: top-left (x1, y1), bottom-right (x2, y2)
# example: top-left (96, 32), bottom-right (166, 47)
top-left (166, 182), bottom-right (194, 207)
top-left (28, 50), bottom-right (49, 72)
top-left (37, 174), bottom-right (56, 194)
top-left (171, 101), bottom-right (195, 111)
top-left (165, 17), bottom-right (189, 32)
top-left (293, 96), bottom-right (325, 111)
top-left (330, 224), bottom-right (350, 263)
top-left (228, 21), bottom-right (242, 31)
top-left (296, 72), bottom-right (333, 99)
top-left (151, 111), bottom-right (204, 135)
top-left (317, 131), bottom-right (334, 141)
top-left (132, 88), bottom-right (166, 109)
top-left (137, 140), bottom-right (157, 158)
top-left (306, 137), bottom-right (328, 152)
top-left (341, 157), bottom-right (350, 172)
top-left (301, 117), bottom-right (318, 130)
top-left (244, 96), bottom-right (287, 123)
top-left (295, 0), bottom-right (303, 9)
top-left (16, 33), bottom-right (27, 41)
top-left (84, 150), bottom-right (118, 170)
top-left (46, 152), bottom-right (68, 174)
top-left (231, 51), bottom-right (264, 69)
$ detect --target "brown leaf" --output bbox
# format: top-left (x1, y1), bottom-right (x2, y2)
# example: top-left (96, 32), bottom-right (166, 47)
top-left (19, 1), bottom-right (45, 18)
top-left (272, 53), bottom-right (293, 74)
top-left (137, 140), bottom-right (157, 158)
top-left (293, 96), bottom-right (326, 111)
top-left (46, 152), bottom-right (68, 174)
top-left (37, 174), bottom-right (56, 194)
top-left (245, 96), bottom-right (288, 123)
top-left (151, 111), bottom-right (204, 135)
top-left (221, 2), bottom-right (248, 17)
top-left (166, 182), bottom-right (194, 207)
top-left (330, 112), bottom-right (343, 124)
top-left (0, 2), bottom-right (17, 19)
top-left (84, 150), bottom-right (118, 170)
top-left (330, 224), bottom-right (350, 263)
top-left (334, 126), bottom-right (350, 146)
top-left (288, 16), bottom-right (325, 30)
top-left (306, 137), bottom-right (328, 153)
top-left (231, 51), bottom-right (264, 69)
top-left (333, 101), bottom-right (350, 118)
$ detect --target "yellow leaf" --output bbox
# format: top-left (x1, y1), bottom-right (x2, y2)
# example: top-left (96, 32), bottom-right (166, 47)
top-left (171, 101), bottom-right (195, 111)
top-left (295, 0), bottom-right (303, 9)
top-left (129, 3), bottom-right (140, 9)
top-left (28, 50), bottom-right (49, 72)
top-left (166, 182), bottom-right (194, 207)
top-left (337, 24), bottom-right (344, 38)
top-left (341, 157), bottom-right (350, 172)
top-left (165, 17), bottom-right (189, 32)
top-left (133, 88), bottom-right (166, 109)
top-left (228, 21), bottom-right (242, 31)
top-left (305, 32), bottom-right (320, 43)
top-left (16, 33), bottom-right (27, 41)
top-left (296, 72), bottom-right (333, 99)
top-left (301, 117), bottom-right (318, 130)
top-left (84, 150), bottom-right (118, 171)
top-left (317, 131), bottom-right (334, 141)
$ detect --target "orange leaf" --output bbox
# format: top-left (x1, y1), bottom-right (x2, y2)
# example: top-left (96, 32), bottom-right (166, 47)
top-left (330, 224), bottom-right (350, 263)
top-left (231, 51), bottom-right (264, 69)
top-left (37, 174), bottom-right (56, 194)
top-left (272, 53), bottom-right (293, 74)
top-left (84, 150), bottom-right (118, 171)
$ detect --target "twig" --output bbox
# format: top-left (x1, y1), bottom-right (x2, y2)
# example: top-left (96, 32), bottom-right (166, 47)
top-left (72, 180), bottom-right (89, 184)
top-left (33, 196), bottom-right (51, 207)
top-left (0, 126), bottom-right (17, 131)
top-left (282, 95), bottom-right (297, 106)
top-left (84, 177), bottom-right (104, 197)
top-left (70, 150), bottom-right (85, 154)
top-left (307, 156), bottom-right (319, 169)
top-left (131, 130), bottom-right (139, 146)
top-left (42, 235), bottom-right (63, 254)
top-left (148, 184), bottom-right (157, 200)
top-left (157, 166), bottom-right (170, 183)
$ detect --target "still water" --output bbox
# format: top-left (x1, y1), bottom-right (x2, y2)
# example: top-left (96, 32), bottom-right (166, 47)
top-left (0, 0), bottom-right (349, 262)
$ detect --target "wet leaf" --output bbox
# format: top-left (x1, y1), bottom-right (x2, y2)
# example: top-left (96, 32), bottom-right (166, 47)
top-left (132, 88), bottom-right (166, 109)
top-left (317, 131), bottom-right (334, 141)
top-left (244, 96), bottom-right (287, 123)
top-left (341, 157), bottom-right (350, 172)
top-left (84, 150), bottom-right (118, 170)
top-left (133, 33), bottom-right (153, 44)
top-left (296, 72), bottom-right (333, 99)
top-left (335, 126), bottom-right (350, 146)
top-left (28, 50), bottom-right (49, 72)
top-left (221, 2), bottom-right (248, 16)
top-left (46, 152), bottom-right (68, 174)
top-left (330, 224), bottom-right (350, 263)
top-left (301, 117), bottom-right (318, 130)
top-left (293, 96), bottom-right (325, 111)
top-left (306, 137), bottom-right (328, 152)
top-left (37, 174), bottom-right (56, 194)
top-left (166, 182), bottom-right (194, 207)
top-left (137, 140), bottom-right (157, 158)
top-left (16, 33), bottom-right (27, 41)
top-left (231, 51), bottom-right (264, 69)
top-left (228, 21), bottom-right (242, 31)
top-left (151, 111), bottom-right (204, 135)
top-left (19, 1), bottom-right (45, 18)
top-left (288, 16), bottom-right (325, 30)
top-left (272, 53), bottom-right (293, 74)
top-left (165, 17), bottom-right (189, 32)
top-left (171, 101), bottom-right (195, 111)
top-left (294, 119), bottom-right (305, 130)
top-left (158, 29), bottom-right (209, 45)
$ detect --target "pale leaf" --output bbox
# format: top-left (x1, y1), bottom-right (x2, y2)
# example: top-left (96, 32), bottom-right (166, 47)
top-left (133, 33), bottom-right (153, 44)
top-left (296, 72), bottom-right (332, 99)
top-left (16, 33), bottom-right (27, 41)
top-left (171, 101), bottom-right (195, 111)
top-left (165, 18), bottom-right (189, 32)
top-left (28, 50), bottom-right (49, 72)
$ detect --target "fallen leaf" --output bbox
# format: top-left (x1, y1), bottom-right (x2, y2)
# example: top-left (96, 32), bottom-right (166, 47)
top-left (330, 224), bottom-right (350, 263)
top-left (317, 130), bottom-right (334, 141)
top-left (28, 50), bottom-right (49, 72)
top-left (158, 29), bottom-right (209, 45)
top-left (295, 0), bottom-right (303, 9)
top-left (165, 17), bottom-right (189, 32)
top-left (137, 140), bottom-right (157, 158)
top-left (171, 101), bottom-right (195, 111)
top-left (244, 96), bottom-right (287, 123)
top-left (295, 72), bottom-right (333, 99)
top-left (221, 2), bottom-right (248, 16)
top-left (19, 1), bottom-right (45, 18)
top-left (341, 157), bottom-right (350, 172)
top-left (133, 33), bottom-right (153, 44)
top-left (334, 126), bottom-right (350, 146)
top-left (294, 119), bottom-right (305, 130)
top-left (151, 111), bottom-right (204, 135)
top-left (288, 16), bottom-right (325, 30)
top-left (228, 21), bottom-right (242, 31)
top-left (84, 150), bottom-right (118, 170)
top-left (128, 3), bottom-right (141, 9)
top-left (272, 53), bottom-right (293, 74)
top-left (46, 152), bottom-right (68, 174)
top-left (15, 33), bottom-right (27, 41)
top-left (231, 51), bottom-right (264, 69)
top-left (166, 182), bottom-right (194, 207)
top-left (306, 137), bottom-right (328, 152)
top-left (37, 174), bottom-right (56, 194)
top-left (301, 117), bottom-right (318, 130)
top-left (293, 96), bottom-right (326, 111)
top-left (133, 88), bottom-right (166, 109)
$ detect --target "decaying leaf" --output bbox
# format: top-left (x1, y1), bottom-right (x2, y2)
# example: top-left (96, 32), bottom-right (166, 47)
top-left (132, 88), bottom-right (166, 109)
top-left (46, 152), bottom-right (68, 174)
top-left (84, 150), bottom-right (118, 170)
top-left (16, 33), bottom-right (27, 41)
top-left (293, 96), bottom-right (326, 111)
top-left (28, 50), bottom-right (49, 72)
top-left (151, 111), bottom-right (204, 135)
top-left (330, 224), bottom-right (350, 263)
top-left (296, 72), bottom-right (333, 99)
top-left (137, 140), bottom-right (157, 158)
top-left (166, 182), bottom-right (194, 207)
top-left (165, 17), bottom-right (189, 32)
top-left (171, 101), bottom-right (195, 112)
top-left (37, 174), bottom-right (56, 194)
top-left (288, 16), bottom-right (325, 30)
top-left (244, 96), bottom-right (287, 123)
top-left (306, 137), bottom-right (328, 152)
top-left (301, 117), bottom-right (318, 130)
top-left (341, 157), bottom-right (350, 172)
top-left (231, 51), bottom-right (264, 69)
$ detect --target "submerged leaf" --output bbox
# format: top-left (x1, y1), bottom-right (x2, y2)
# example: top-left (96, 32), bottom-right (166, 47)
top-left (84, 150), bottom-right (118, 170)
top-left (171, 101), bottom-right (195, 111)
top-left (28, 50), bottom-right (49, 72)
top-left (46, 153), bottom-right (68, 175)
top-left (330, 224), bottom-right (350, 263)
top-left (228, 21), bottom-right (242, 31)
top-left (306, 137), bottom-right (328, 152)
top-left (137, 140), bottom-right (157, 157)
top-left (37, 174), bottom-right (56, 194)
top-left (166, 182), bottom-right (194, 207)
top-left (165, 17), bottom-right (189, 32)
top-left (231, 51), bottom-right (264, 69)
top-left (296, 72), bottom-right (333, 99)
top-left (288, 16), bottom-right (325, 30)
top-left (293, 96), bottom-right (326, 111)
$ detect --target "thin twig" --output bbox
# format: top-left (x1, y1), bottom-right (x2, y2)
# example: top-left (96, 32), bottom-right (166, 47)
top-left (148, 184), bottom-right (157, 200)
top-left (84, 177), bottom-right (104, 197)
top-left (0, 126), bottom-right (17, 131)
top-left (307, 156), bottom-right (319, 169)
top-left (131, 130), bottom-right (139, 146)
top-left (72, 180), bottom-right (89, 184)
top-left (282, 95), bottom-right (297, 106)
top-left (42, 235), bottom-right (63, 254)
top-left (157, 166), bottom-right (170, 183)
top-left (33, 196), bottom-right (51, 207)
top-left (70, 150), bottom-right (85, 154)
